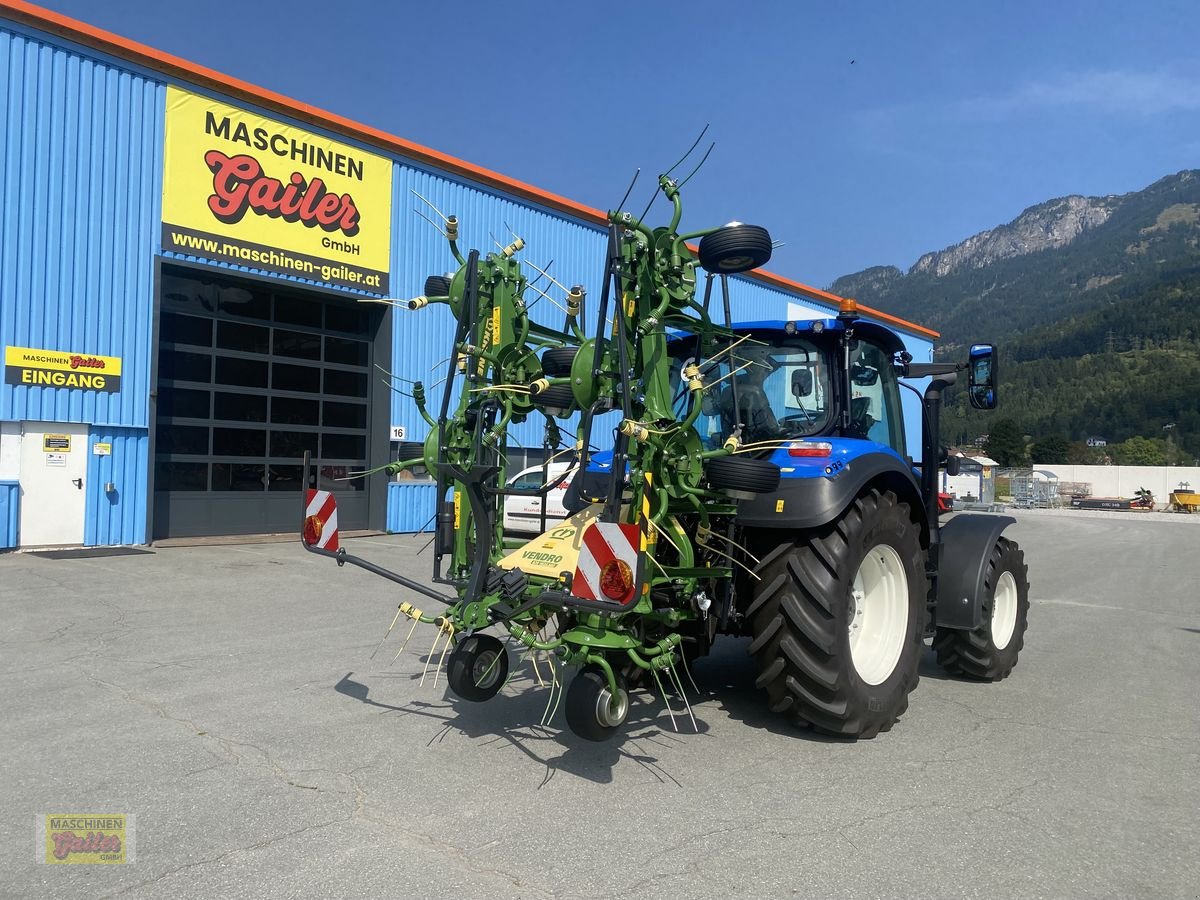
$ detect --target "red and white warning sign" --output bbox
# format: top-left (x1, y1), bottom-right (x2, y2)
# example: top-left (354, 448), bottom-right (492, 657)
top-left (303, 489), bottom-right (340, 551)
top-left (572, 522), bottom-right (641, 605)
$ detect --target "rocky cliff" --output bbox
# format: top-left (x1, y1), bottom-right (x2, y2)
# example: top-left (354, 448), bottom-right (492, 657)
top-left (830, 169), bottom-right (1200, 347)
top-left (909, 195), bottom-right (1117, 277)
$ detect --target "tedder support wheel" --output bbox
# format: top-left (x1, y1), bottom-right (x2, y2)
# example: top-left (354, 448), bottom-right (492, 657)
top-left (529, 383), bottom-right (577, 417)
top-left (746, 488), bottom-right (926, 738)
top-left (697, 224), bottom-right (773, 274)
top-left (704, 455), bottom-right (781, 495)
top-left (395, 441), bottom-right (426, 462)
top-left (565, 665), bottom-right (629, 741)
top-left (423, 274), bottom-right (452, 297)
top-left (933, 537), bottom-right (1029, 681)
top-left (446, 635), bottom-right (509, 702)
top-left (540, 348), bottom-right (578, 377)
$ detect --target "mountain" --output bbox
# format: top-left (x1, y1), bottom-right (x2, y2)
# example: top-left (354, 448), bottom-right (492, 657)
top-left (831, 171), bottom-right (1200, 461)
top-left (832, 170), bottom-right (1200, 352)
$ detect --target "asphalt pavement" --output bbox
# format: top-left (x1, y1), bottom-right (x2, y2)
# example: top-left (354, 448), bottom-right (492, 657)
top-left (1, 510), bottom-right (1197, 899)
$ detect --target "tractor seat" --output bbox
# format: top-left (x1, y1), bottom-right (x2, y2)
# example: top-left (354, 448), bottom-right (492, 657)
top-left (847, 397), bottom-right (875, 439)
top-left (721, 382), bottom-right (779, 442)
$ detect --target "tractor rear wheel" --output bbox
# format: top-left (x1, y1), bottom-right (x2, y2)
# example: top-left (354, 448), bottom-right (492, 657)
top-left (933, 537), bottom-right (1029, 680)
top-left (746, 488), bottom-right (926, 738)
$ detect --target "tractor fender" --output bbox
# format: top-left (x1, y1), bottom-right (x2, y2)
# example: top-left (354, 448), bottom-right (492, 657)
top-left (735, 451), bottom-right (924, 532)
top-left (934, 513), bottom-right (1016, 630)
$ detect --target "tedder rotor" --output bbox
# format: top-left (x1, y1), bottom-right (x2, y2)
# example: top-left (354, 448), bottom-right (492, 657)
top-left (303, 171), bottom-right (782, 739)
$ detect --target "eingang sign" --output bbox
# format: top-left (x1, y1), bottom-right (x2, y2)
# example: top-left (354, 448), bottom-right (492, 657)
top-left (4, 346), bottom-right (122, 393)
top-left (162, 86), bottom-right (393, 292)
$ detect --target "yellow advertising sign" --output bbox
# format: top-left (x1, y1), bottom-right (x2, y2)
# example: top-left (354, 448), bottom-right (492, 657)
top-left (4, 345), bottom-right (122, 393)
top-left (40, 814), bottom-right (133, 864)
top-left (162, 86), bottom-right (393, 292)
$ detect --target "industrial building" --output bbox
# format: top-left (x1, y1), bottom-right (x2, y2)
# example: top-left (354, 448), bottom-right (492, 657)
top-left (0, 0), bottom-right (936, 549)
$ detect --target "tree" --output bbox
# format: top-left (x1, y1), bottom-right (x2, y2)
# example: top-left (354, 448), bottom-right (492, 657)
top-left (1112, 436), bottom-right (1165, 466)
top-left (1066, 440), bottom-right (1106, 464)
top-left (1030, 435), bottom-right (1070, 464)
top-left (985, 418), bottom-right (1028, 467)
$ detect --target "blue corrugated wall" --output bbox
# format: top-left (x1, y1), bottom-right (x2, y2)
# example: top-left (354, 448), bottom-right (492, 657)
top-left (0, 481), bottom-right (17, 548)
top-left (0, 25), bottom-right (161, 545)
top-left (85, 426), bottom-right (148, 545)
top-left (386, 481), bottom-right (439, 533)
top-left (0, 27), bottom-right (162, 429)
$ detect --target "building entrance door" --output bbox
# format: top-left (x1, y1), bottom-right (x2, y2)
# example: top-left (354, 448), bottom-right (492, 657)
top-left (18, 421), bottom-right (89, 546)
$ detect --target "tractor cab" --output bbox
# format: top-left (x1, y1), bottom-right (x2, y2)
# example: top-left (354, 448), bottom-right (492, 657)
top-left (667, 317), bottom-right (910, 459)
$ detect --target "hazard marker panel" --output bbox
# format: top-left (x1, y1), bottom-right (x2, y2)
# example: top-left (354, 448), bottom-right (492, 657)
top-left (303, 490), bottom-right (340, 551)
top-left (572, 522), bottom-right (641, 605)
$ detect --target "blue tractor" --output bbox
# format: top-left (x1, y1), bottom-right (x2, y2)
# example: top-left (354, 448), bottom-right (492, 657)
top-left (561, 312), bottom-right (1029, 739)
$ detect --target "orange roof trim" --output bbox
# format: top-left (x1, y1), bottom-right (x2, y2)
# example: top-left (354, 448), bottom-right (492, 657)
top-left (0, 0), bottom-right (937, 341)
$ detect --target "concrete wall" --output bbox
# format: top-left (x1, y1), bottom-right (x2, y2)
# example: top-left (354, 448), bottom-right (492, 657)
top-left (1032, 465), bottom-right (1200, 502)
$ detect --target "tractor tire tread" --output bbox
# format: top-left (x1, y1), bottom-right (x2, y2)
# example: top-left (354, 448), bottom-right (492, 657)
top-left (745, 488), bottom-right (926, 739)
top-left (933, 537), bottom-right (1029, 681)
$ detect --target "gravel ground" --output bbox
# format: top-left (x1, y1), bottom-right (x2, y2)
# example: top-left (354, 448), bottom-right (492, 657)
top-left (1, 511), bottom-right (1197, 899)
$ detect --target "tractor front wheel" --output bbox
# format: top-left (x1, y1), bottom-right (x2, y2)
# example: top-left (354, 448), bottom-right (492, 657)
top-left (746, 488), bottom-right (926, 738)
top-left (565, 665), bottom-right (629, 741)
top-left (933, 538), bottom-right (1029, 680)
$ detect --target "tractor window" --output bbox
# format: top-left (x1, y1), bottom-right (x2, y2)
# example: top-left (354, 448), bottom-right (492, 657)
top-left (673, 337), bottom-right (834, 448)
top-left (847, 340), bottom-right (906, 453)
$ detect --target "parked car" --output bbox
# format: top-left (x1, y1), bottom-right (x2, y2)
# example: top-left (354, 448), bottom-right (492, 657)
top-left (502, 462), bottom-right (576, 534)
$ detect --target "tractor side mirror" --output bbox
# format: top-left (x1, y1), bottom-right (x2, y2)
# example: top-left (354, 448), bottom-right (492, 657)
top-left (968, 343), bottom-right (997, 410)
top-left (945, 455), bottom-right (961, 476)
top-left (791, 369), bottom-right (813, 399)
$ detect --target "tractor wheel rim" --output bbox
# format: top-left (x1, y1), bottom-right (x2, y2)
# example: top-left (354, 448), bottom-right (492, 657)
top-left (848, 543), bottom-right (908, 686)
top-left (595, 686), bottom-right (629, 728)
top-left (991, 570), bottom-right (1018, 650)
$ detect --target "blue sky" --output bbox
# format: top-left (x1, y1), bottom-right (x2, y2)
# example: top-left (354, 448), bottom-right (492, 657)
top-left (38, 0), bottom-right (1200, 288)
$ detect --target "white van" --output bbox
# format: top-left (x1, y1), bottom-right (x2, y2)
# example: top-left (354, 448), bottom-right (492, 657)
top-left (503, 462), bottom-right (575, 534)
